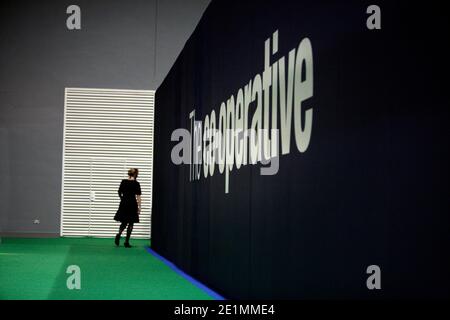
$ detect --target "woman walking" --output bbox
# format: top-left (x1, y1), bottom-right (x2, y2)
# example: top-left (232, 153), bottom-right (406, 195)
top-left (114, 168), bottom-right (141, 248)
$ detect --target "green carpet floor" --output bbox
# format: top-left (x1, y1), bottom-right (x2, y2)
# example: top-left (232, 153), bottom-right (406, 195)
top-left (0, 237), bottom-right (213, 300)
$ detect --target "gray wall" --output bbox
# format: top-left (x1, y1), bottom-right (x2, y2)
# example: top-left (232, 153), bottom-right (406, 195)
top-left (0, 127), bottom-right (9, 235)
top-left (0, 0), bottom-right (210, 234)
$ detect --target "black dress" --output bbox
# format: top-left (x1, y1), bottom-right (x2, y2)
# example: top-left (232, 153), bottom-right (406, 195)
top-left (114, 179), bottom-right (141, 223)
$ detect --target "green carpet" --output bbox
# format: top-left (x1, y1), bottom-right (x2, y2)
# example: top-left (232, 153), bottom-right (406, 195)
top-left (0, 237), bottom-right (213, 300)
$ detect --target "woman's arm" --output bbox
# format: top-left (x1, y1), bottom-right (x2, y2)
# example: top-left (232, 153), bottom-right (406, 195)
top-left (136, 195), bottom-right (142, 214)
top-left (118, 181), bottom-right (123, 199)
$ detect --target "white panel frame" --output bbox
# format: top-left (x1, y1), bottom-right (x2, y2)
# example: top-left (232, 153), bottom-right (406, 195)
top-left (61, 88), bottom-right (155, 239)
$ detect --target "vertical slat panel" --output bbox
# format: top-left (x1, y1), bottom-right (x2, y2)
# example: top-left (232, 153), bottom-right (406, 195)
top-left (61, 88), bottom-right (154, 239)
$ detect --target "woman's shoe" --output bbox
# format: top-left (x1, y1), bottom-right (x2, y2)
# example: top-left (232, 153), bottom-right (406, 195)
top-left (124, 242), bottom-right (132, 248)
top-left (115, 234), bottom-right (120, 246)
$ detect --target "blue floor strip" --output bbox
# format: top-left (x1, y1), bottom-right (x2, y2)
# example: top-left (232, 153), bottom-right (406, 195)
top-left (145, 246), bottom-right (226, 300)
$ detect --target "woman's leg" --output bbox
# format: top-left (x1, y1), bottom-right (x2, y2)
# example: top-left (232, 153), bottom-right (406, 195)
top-left (118, 222), bottom-right (127, 236)
top-left (115, 222), bottom-right (127, 246)
top-left (125, 223), bottom-right (134, 247)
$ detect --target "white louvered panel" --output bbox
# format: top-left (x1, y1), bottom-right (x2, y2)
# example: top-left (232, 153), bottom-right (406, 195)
top-left (61, 88), bottom-right (155, 239)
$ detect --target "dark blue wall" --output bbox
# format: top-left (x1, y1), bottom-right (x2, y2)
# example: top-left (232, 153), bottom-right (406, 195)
top-left (152, 0), bottom-right (450, 299)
